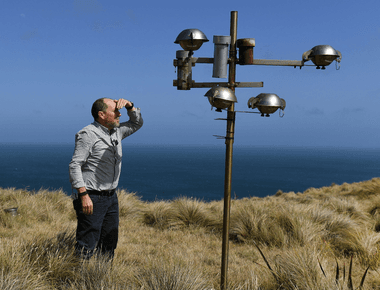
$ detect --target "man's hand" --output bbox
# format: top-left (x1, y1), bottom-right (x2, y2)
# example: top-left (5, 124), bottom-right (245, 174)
top-left (81, 194), bottom-right (93, 215)
top-left (115, 99), bottom-right (136, 111)
top-left (77, 187), bottom-right (93, 215)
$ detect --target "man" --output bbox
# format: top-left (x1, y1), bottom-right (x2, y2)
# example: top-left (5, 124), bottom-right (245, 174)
top-left (69, 98), bottom-right (143, 259)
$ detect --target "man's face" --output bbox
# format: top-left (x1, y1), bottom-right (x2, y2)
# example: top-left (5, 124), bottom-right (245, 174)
top-left (100, 99), bottom-right (121, 130)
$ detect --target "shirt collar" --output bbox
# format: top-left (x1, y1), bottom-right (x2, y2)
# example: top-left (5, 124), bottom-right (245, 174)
top-left (93, 121), bottom-right (116, 135)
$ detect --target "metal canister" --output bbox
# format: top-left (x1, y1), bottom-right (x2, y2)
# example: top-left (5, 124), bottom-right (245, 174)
top-left (237, 38), bottom-right (255, 65)
top-left (213, 35), bottom-right (231, 78)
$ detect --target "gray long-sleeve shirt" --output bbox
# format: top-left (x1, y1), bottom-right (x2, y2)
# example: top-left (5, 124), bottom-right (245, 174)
top-left (69, 108), bottom-right (143, 192)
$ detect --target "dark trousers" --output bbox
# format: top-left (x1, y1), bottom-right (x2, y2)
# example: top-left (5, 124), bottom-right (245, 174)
top-left (73, 192), bottom-right (119, 259)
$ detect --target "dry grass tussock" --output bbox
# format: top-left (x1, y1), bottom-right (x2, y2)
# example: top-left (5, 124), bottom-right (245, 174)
top-left (2, 178), bottom-right (380, 289)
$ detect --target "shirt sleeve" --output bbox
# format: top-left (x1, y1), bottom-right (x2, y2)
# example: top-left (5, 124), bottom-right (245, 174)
top-left (69, 131), bottom-right (93, 189)
top-left (119, 107), bottom-right (144, 140)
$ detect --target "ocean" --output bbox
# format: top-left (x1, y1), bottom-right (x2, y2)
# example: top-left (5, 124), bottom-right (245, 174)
top-left (1, 143), bottom-right (379, 201)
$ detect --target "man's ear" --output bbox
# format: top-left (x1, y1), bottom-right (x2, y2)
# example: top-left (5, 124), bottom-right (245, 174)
top-left (98, 111), bottom-right (106, 120)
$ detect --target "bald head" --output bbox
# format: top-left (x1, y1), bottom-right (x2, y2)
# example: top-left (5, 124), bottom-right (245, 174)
top-left (91, 98), bottom-right (109, 121)
top-left (93, 98), bottom-right (121, 130)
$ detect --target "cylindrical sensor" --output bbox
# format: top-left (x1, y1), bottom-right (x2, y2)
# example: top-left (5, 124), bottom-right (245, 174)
top-left (213, 35), bottom-right (231, 78)
top-left (176, 50), bottom-right (189, 60)
top-left (176, 50), bottom-right (192, 90)
top-left (237, 38), bottom-right (255, 65)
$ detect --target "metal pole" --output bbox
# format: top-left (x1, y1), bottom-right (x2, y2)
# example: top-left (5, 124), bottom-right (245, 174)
top-left (221, 10), bottom-right (237, 290)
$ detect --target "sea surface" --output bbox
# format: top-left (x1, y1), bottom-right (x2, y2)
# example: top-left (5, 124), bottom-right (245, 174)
top-left (1, 143), bottom-right (379, 201)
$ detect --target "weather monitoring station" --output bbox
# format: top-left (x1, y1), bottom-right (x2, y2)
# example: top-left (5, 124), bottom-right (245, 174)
top-left (172, 11), bottom-right (342, 290)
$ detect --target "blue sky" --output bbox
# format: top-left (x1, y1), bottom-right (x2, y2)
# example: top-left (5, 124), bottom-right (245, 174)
top-left (2, 0), bottom-right (379, 148)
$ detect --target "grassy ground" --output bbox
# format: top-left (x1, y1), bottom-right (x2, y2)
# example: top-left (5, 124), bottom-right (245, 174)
top-left (1, 178), bottom-right (380, 289)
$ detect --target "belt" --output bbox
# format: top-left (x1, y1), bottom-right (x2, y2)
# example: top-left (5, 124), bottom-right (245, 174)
top-left (87, 189), bottom-right (116, 196)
